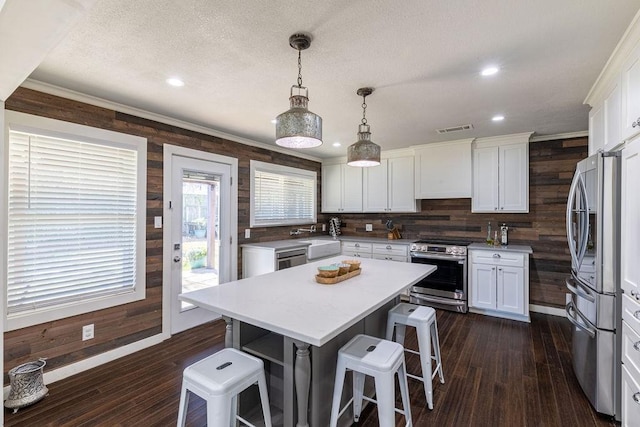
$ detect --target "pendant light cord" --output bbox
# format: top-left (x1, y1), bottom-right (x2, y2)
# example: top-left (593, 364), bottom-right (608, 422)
top-left (297, 50), bottom-right (303, 88)
top-left (361, 95), bottom-right (368, 125)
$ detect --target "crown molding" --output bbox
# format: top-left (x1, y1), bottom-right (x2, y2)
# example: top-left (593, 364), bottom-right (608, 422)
top-left (529, 131), bottom-right (588, 142)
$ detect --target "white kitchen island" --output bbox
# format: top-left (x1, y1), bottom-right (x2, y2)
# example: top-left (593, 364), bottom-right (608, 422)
top-left (179, 256), bottom-right (436, 427)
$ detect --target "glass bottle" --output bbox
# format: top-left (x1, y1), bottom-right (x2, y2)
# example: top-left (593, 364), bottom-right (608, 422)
top-left (500, 223), bottom-right (508, 246)
top-left (486, 222), bottom-right (492, 245)
top-left (494, 231), bottom-right (500, 247)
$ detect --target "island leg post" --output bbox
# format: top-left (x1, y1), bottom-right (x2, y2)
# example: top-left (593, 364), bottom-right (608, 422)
top-left (223, 316), bottom-right (233, 348)
top-left (293, 341), bottom-right (311, 427)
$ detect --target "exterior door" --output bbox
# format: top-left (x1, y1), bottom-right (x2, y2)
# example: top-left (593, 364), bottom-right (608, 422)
top-left (168, 154), bottom-right (233, 334)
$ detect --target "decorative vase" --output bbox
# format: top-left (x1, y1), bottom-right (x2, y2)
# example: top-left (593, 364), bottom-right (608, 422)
top-left (4, 359), bottom-right (48, 413)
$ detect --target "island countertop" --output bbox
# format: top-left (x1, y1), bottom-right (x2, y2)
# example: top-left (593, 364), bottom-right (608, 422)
top-left (179, 256), bottom-right (436, 347)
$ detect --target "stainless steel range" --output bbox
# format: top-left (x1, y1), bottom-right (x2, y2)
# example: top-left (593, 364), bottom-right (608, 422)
top-left (409, 239), bottom-right (470, 313)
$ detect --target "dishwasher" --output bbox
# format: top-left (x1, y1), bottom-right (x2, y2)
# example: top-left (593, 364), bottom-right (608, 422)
top-left (276, 248), bottom-right (307, 270)
top-left (241, 244), bottom-right (308, 278)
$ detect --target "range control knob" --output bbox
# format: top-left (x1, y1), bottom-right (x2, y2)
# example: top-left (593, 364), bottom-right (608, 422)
top-left (410, 244), bottom-right (417, 251)
top-left (421, 245), bottom-right (428, 251)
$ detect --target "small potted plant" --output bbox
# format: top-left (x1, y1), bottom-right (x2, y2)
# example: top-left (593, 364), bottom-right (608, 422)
top-left (186, 247), bottom-right (207, 269)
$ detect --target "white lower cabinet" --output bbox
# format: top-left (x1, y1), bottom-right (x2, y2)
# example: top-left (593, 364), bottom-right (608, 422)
top-left (468, 245), bottom-right (530, 322)
top-left (372, 243), bottom-right (409, 262)
top-left (622, 363), bottom-right (640, 426)
top-left (342, 241), bottom-right (410, 262)
top-left (341, 241), bottom-right (373, 259)
top-left (622, 294), bottom-right (640, 426)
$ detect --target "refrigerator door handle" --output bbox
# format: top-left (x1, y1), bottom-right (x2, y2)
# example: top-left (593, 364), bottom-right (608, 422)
top-left (566, 276), bottom-right (596, 303)
top-left (576, 175), bottom-right (590, 266)
top-left (565, 301), bottom-right (596, 338)
top-left (566, 170), bottom-right (587, 268)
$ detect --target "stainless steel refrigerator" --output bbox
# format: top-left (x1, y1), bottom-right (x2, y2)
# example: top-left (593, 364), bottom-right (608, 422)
top-left (565, 151), bottom-right (621, 419)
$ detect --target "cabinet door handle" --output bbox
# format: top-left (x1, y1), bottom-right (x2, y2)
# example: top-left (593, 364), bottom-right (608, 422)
top-left (634, 310), bottom-right (640, 320)
top-left (493, 253), bottom-right (501, 258)
top-left (632, 290), bottom-right (638, 297)
top-left (500, 206), bottom-right (504, 210)
top-left (634, 393), bottom-right (640, 404)
top-left (634, 341), bottom-right (640, 352)
top-left (498, 268), bottom-right (502, 272)
top-left (386, 245), bottom-right (392, 250)
top-left (355, 243), bottom-right (360, 248)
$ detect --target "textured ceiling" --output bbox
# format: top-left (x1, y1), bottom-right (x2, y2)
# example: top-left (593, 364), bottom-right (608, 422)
top-left (22, 0), bottom-right (640, 158)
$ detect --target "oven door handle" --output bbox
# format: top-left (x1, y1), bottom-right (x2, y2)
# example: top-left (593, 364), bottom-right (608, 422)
top-left (411, 253), bottom-right (466, 262)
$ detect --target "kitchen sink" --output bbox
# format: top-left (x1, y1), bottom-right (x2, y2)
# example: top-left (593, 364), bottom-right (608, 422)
top-left (301, 239), bottom-right (341, 260)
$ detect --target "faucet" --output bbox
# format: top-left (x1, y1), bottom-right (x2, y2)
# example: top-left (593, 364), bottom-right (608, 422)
top-left (291, 225), bottom-right (316, 235)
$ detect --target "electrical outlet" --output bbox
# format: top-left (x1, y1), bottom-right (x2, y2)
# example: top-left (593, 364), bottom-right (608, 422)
top-left (245, 229), bottom-right (251, 239)
top-left (365, 224), bottom-right (373, 232)
top-left (322, 224), bottom-right (326, 232)
top-left (154, 216), bottom-right (162, 228)
top-left (82, 324), bottom-right (94, 341)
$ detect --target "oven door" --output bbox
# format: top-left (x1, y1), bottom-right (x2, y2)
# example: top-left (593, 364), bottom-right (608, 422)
top-left (410, 253), bottom-right (467, 299)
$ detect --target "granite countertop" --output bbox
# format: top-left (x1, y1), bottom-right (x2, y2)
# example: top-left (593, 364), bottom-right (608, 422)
top-left (468, 242), bottom-right (533, 254)
top-left (180, 256), bottom-right (436, 347)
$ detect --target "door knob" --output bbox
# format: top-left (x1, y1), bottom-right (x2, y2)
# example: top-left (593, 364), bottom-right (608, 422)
top-left (173, 256), bottom-right (181, 263)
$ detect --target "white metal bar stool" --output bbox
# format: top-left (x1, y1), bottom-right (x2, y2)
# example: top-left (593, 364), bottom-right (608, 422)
top-left (386, 302), bottom-right (444, 410)
top-left (177, 348), bottom-right (272, 427)
top-left (329, 334), bottom-right (412, 427)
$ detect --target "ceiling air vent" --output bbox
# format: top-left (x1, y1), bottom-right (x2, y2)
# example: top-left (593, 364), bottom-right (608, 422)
top-left (436, 124), bottom-right (474, 134)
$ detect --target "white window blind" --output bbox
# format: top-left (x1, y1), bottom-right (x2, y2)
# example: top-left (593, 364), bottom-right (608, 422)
top-left (7, 129), bottom-right (140, 316)
top-left (250, 160), bottom-right (316, 227)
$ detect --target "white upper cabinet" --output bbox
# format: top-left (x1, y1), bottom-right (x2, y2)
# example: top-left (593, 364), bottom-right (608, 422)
top-left (472, 133), bottom-right (531, 213)
top-left (585, 13), bottom-right (640, 150)
top-left (621, 40), bottom-right (640, 142)
top-left (363, 154), bottom-right (417, 212)
top-left (589, 97), bottom-right (605, 154)
top-left (589, 77), bottom-right (622, 155)
top-left (414, 139), bottom-right (472, 199)
top-left (362, 159), bottom-right (388, 212)
top-left (621, 137), bottom-right (640, 298)
top-left (321, 163), bottom-right (363, 212)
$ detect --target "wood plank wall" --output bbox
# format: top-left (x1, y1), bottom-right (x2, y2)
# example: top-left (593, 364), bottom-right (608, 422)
top-left (336, 137), bottom-right (588, 308)
top-left (3, 87), bottom-right (585, 379)
top-left (3, 88), bottom-right (324, 378)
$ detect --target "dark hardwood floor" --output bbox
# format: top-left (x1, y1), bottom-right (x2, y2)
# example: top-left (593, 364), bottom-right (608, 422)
top-left (4, 311), bottom-right (617, 426)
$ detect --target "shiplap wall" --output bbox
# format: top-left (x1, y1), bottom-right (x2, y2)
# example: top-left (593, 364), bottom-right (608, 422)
top-left (4, 88), bottom-right (324, 377)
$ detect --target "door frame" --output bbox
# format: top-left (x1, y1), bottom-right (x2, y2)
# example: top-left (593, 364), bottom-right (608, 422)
top-left (162, 144), bottom-right (238, 336)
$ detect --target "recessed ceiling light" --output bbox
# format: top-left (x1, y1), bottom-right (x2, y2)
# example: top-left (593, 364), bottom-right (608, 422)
top-left (271, 119), bottom-right (277, 124)
top-left (492, 115), bottom-right (505, 122)
top-left (481, 66), bottom-right (500, 76)
top-left (166, 77), bottom-right (184, 87)
top-left (333, 142), bottom-right (341, 147)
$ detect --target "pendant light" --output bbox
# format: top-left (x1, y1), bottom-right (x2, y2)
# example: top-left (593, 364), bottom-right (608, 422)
top-left (275, 33), bottom-right (323, 148)
top-left (347, 87), bottom-right (381, 167)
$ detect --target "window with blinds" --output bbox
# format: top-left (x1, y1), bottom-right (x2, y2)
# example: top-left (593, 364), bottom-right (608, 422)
top-left (250, 160), bottom-right (316, 227)
top-left (4, 111), bottom-right (146, 330)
